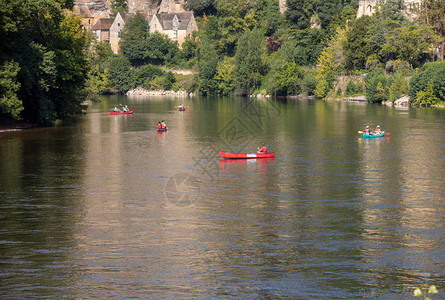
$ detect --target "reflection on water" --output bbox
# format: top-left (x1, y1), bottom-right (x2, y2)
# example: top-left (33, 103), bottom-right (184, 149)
top-left (0, 96), bottom-right (444, 298)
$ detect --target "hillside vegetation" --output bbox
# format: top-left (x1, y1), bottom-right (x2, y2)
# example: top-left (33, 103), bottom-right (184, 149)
top-left (1, 0), bottom-right (445, 124)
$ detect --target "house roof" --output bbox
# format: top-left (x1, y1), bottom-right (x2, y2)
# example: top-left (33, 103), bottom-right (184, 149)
top-left (155, 12), bottom-right (194, 31)
top-left (91, 18), bottom-right (114, 31)
top-left (118, 12), bottom-right (134, 23)
top-left (75, 6), bottom-right (93, 18)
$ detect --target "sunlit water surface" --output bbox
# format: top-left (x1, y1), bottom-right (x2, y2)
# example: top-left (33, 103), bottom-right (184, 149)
top-left (0, 96), bottom-right (444, 298)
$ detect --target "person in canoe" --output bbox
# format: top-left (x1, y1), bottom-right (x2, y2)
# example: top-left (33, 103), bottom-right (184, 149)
top-left (365, 126), bottom-right (371, 135)
top-left (161, 120), bottom-right (167, 129)
top-left (157, 122), bottom-right (162, 130)
top-left (375, 125), bottom-right (382, 134)
top-left (257, 143), bottom-right (267, 154)
top-left (113, 106), bottom-right (120, 112)
top-left (179, 104), bottom-right (183, 109)
top-left (122, 105), bottom-right (129, 112)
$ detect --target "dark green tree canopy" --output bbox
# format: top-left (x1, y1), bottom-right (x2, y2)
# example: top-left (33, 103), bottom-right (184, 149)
top-left (0, 0), bottom-right (91, 123)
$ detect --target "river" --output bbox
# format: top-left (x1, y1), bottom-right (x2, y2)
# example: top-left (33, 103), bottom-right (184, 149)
top-left (0, 95), bottom-right (444, 298)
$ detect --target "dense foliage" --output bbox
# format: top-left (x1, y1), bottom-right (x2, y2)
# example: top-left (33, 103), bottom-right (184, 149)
top-left (409, 60), bottom-right (445, 106)
top-left (0, 0), bottom-right (91, 124)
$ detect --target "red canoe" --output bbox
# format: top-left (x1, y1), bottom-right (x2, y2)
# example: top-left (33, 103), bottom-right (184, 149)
top-left (219, 151), bottom-right (275, 159)
top-left (179, 108), bottom-right (186, 111)
top-left (157, 128), bottom-right (169, 132)
top-left (110, 111), bottom-right (133, 115)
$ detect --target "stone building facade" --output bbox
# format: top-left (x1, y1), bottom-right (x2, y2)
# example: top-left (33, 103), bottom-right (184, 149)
top-left (357, 0), bottom-right (421, 19)
top-left (148, 12), bottom-right (198, 48)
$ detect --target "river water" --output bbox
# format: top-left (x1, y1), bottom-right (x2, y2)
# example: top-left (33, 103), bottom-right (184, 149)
top-left (1, 95), bottom-right (444, 298)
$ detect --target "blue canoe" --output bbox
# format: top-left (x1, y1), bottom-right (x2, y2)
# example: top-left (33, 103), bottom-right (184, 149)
top-left (363, 131), bottom-right (385, 139)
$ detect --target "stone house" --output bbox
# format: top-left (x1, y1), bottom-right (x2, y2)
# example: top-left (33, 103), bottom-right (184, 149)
top-left (109, 12), bottom-right (136, 53)
top-left (75, 6), bottom-right (95, 31)
top-left (91, 18), bottom-right (114, 43)
top-left (148, 12), bottom-right (198, 47)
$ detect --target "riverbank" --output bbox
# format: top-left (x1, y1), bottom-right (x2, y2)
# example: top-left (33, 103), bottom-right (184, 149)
top-left (0, 119), bottom-right (37, 133)
top-left (126, 87), bottom-right (194, 97)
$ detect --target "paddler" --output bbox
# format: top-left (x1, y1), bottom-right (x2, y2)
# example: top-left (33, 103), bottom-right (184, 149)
top-left (365, 125), bottom-right (371, 135)
top-left (157, 122), bottom-right (162, 130)
top-left (257, 142), bottom-right (267, 154)
top-left (161, 120), bottom-right (167, 129)
top-left (375, 125), bottom-right (381, 134)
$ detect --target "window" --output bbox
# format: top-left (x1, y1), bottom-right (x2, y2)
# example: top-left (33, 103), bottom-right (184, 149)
top-left (173, 30), bottom-right (177, 39)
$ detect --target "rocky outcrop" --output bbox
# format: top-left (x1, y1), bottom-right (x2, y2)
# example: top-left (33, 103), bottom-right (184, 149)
top-left (75, 0), bottom-right (110, 17)
top-left (394, 96), bottom-right (410, 106)
top-left (127, 87), bottom-right (193, 96)
top-left (74, 0), bottom-right (185, 16)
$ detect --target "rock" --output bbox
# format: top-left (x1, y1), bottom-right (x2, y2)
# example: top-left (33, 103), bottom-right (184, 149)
top-left (126, 88), bottom-right (191, 96)
top-left (394, 96), bottom-right (410, 106)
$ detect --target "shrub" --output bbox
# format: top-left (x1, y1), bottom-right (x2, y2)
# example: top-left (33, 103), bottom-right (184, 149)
top-left (388, 72), bottom-right (409, 102)
top-left (366, 75), bottom-right (389, 103)
top-left (409, 60), bottom-right (445, 103)
top-left (413, 81), bottom-right (439, 107)
top-left (345, 80), bottom-right (364, 96)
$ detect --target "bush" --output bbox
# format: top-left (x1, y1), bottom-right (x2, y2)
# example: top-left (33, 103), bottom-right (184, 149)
top-left (336, 87), bottom-right (343, 97)
top-left (388, 72), bottom-right (409, 102)
top-left (409, 60), bottom-right (445, 103)
top-left (145, 72), bottom-right (176, 91)
top-left (413, 81), bottom-right (439, 107)
top-left (366, 74), bottom-right (389, 103)
top-left (345, 80), bottom-right (364, 96)
top-left (301, 70), bottom-right (317, 95)
top-left (132, 64), bottom-right (164, 87)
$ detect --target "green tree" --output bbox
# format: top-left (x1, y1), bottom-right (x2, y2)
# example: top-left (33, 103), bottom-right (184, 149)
top-left (133, 64), bottom-right (164, 88)
top-left (382, 22), bottom-right (440, 67)
top-left (119, 12), bottom-right (149, 66)
top-left (108, 56), bottom-right (132, 93)
top-left (365, 69), bottom-right (389, 103)
top-left (183, 0), bottom-right (216, 16)
top-left (344, 15), bottom-right (374, 70)
top-left (409, 60), bottom-right (445, 102)
top-left (315, 45), bottom-right (334, 98)
top-left (197, 36), bottom-right (220, 95)
top-left (0, 1), bottom-right (91, 123)
top-left (177, 38), bottom-right (199, 68)
top-left (388, 72), bottom-right (409, 101)
top-left (413, 80), bottom-right (439, 106)
top-left (235, 27), bottom-right (267, 94)
top-left (253, 0), bottom-right (283, 36)
top-left (146, 32), bottom-right (179, 65)
top-left (213, 0), bottom-right (257, 55)
top-left (314, 27), bottom-right (346, 97)
top-left (381, 0), bottom-right (407, 22)
top-left (215, 56), bottom-right (235, 95)
top-left (110, 0), bottom-right (128, 17)
top-left (265, 60), bottom-right (304, 96)
top-left (419, 0), bottom-right (445, 60)
top-left (0, 60), bottom-right (22, 118)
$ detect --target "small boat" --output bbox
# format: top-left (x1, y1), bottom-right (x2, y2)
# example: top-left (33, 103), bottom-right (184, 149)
top-left (363, 131), bottom-right (385, 139)
top-left (157, 128), bottom-right (169, 132)
top-left (219, 151), bottom-right (275, 159)
top-left (110, 111), bottom-right (133, 115)
top-left (179, 107), bottom-right (186, 111)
